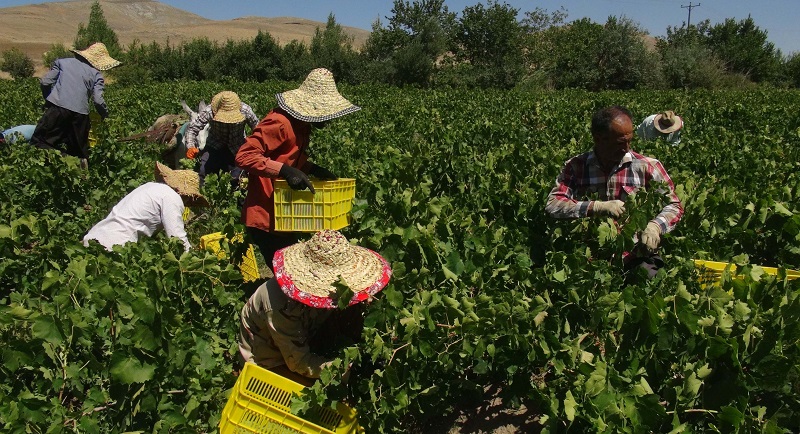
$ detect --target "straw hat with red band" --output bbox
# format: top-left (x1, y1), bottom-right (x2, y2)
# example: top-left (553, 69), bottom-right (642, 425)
top-left (653, 110), bottom-right (683, 134)
top-left (273, 230), bottom-right (392, 308)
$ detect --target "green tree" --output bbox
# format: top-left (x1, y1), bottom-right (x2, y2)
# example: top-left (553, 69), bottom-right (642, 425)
top-left (656, 24), bottom-right (730, 89)
top-left (74, 1), bottom-right (121, 57)
top-left (596, 16), bottom-right (661, 90)
top-left (705, 16), bottom-right (782, 83)
top-left (362, 0), bottom-right (455, 86)
top-left (42, 43), bottom-right (72, 68)
top-left (279, 40), bottom-right (314, 81)
top-left (540, 18), bottom-right (604, 89)
top-left (785, 52), bottom-right (800, 88)
top-left (1, 47), bottom-right (35, 80)
top-left (518, 7), bottom-right (569, 89)
top-left (657, 41), bottom-right (727, 89)
top-left (212, 32), bottom-right (280, 82)
top-left (310, 14), bottom-right (361, 84)
top-left (449, 1), bottom-right (524, 88)
top-left (529, 16), bottom-right (659, 90)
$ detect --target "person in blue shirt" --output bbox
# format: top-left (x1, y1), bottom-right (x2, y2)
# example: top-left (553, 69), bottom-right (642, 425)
top-left (0, 125), bottom-right (35, 144)
top-left (29, 42), bottom-right (120, 164)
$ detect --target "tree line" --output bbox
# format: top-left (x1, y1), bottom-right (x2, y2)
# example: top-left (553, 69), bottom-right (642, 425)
top-left (3, 0), bottom-right (800, 89)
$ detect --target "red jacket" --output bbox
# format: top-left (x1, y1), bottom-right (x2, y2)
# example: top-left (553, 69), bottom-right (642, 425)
top-left (236, 108), bottom-right (312, 232)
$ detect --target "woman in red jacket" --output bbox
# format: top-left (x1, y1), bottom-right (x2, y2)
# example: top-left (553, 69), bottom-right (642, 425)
top-left (235, 68), bottom-right (360, 271)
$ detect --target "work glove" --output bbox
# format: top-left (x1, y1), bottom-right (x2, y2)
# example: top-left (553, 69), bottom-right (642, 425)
top-left (279, 164), bottom-right (316, 193)
top-left (310, 164), bottom-right (338, 180)
top-left (79, 158), bottom-right (89, 170)
top-left (186, 147), bottom-right (199, 159)
top-left (640, 222), bottom-right (661, 252)
top-left (591, 200), bottom-right (626, 218)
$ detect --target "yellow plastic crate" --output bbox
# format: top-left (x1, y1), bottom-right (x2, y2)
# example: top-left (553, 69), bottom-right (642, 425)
top-left (219, 362), bottom-right (360, 434)
top-left (273, 179), bottom-right (355, 232)
top-left (200, 232), bottom-right (260, 282)
top-left (693, 259), bottom-right (800, 288)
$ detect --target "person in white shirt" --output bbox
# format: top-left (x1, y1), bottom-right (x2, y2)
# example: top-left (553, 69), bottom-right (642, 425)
top-left (83, 162), bottom-right (209, 251)
top-left (635, 110), bottom-right (683, 146)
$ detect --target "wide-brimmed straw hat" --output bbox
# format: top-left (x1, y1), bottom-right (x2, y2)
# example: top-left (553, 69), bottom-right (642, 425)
top-left (274, 230), bottom-right (392, 309)
top-left (71, 42), bottom-right (121, 71)
top-left (653, 111), bottom-right (683, 134)
top-left (276, 68), bottom-right (360, 123)
top-left (210, 91), bottom-right (245, 124)
top-left (154, 162), bottom-right (210, 207)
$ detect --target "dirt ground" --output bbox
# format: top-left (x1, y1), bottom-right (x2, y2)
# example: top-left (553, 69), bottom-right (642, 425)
top-left (414, 385), bottom-right (542, 434)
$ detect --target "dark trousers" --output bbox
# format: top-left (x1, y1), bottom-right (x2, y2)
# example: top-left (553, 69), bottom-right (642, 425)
top-left (247, 227), bottom-right (300, 273)
top-left (197, 146), bottom-right (242, 189)
top-left (30, 104), bottom-right (91, 159)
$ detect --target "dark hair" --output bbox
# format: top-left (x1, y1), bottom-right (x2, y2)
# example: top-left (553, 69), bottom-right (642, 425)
top-left (591, 106), bottom-right (633, 135)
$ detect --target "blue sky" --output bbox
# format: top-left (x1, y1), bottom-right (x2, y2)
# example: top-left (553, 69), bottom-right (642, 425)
top-left (3, 0), bottom-right (798, 54)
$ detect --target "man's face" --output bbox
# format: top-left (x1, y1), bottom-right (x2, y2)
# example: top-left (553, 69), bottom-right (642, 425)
top-left (593, 115), bottom-right (633, 167)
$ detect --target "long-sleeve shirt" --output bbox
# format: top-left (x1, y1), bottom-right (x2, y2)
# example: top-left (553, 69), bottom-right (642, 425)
top-left (239, 278), bottom-right (332, 377)
top-left (184, 103), bottom-right (259, 155)
top-left (636, 114), bottom-right (681, 146)
top-left (83, 182), bottom-right (190, 251)
top-left (545, 150), bottom-right (683, 234)
top-left (40, 58), bottom-right (108, 117)
top-left (235, 108), bottom-right (313, 232)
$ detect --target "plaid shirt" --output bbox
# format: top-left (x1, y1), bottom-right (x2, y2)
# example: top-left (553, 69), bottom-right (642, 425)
top-left (545, 150), bottom-right (683, 234)
top-left (185, 103), bottom-right (259, 155)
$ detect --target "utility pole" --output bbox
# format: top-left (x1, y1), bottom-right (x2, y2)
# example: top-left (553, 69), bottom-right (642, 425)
top-left (681, 2), bottom-right (701, 27)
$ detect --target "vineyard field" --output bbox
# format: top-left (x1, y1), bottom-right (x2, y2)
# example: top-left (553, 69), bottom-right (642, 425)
top-left (1, 78), bottom-right (800, 433)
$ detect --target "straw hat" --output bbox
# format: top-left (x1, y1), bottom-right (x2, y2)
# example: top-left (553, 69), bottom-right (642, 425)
top-left (273, 230), bottom-right (392, 308)
top-left (154, 162), bottom-right (210, 207)
top-left (653, 111), bottom-right (683, 134)
top-left (210, 91), bottom-right (245, 124)
top-left (276, 68), bottom-right (360, 123)
top-left (71, 42), bottom-right (121, 71)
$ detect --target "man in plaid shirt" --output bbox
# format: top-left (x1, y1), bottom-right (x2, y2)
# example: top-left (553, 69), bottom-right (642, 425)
top-left (545, 105), bottom-right (683, 279)
top-left (185, 91), bottom-right (259, 187)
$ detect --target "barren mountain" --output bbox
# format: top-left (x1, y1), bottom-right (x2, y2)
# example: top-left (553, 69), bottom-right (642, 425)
top-left (0, 0), bottom-right (371, 77)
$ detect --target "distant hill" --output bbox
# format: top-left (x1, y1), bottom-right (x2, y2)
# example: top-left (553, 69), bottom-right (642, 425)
top-left (0, 0), bottom-right (371, 78)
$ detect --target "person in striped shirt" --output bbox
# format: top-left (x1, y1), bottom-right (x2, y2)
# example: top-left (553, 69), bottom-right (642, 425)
top-left (545, 105), bottom-right (683, 279)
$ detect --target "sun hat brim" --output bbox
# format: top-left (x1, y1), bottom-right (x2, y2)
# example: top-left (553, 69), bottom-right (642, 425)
top-left (155, 162), bottom-right (210, 207)
top-left (273, 246), bottom-right (392, 309)
top-left (653, 113), bottom-right (683, 134)
top-left (276, 92), bottom-right (361, 123)
top-left (71, 46), bottom-right (121, 71)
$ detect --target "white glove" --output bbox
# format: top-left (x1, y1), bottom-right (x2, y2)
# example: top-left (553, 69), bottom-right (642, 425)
top-left (640, 222), bottom-right (661, 251)
top-left (591, 200), bottom-right (625, 218)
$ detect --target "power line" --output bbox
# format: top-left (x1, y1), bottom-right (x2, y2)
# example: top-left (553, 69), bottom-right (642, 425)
top-left (681, 2), bottom-right (701, 27)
